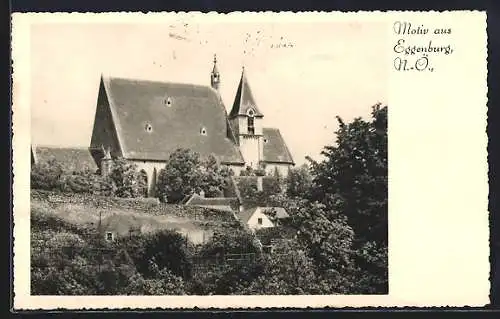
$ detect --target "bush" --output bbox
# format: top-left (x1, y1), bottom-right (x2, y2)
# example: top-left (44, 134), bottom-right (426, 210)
top-left (31, 159), bottom-right (64, 191)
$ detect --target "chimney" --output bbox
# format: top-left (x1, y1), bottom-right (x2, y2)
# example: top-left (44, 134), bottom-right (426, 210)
top-left (256, 176), bottom-right (263, 192)
top-left (199, 190), bottom-right (205, 197)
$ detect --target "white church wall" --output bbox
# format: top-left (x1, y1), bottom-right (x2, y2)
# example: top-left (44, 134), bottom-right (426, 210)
top-left (239, 135), bottom-right (261, 169)
top-left (132, 160), bottom-right (166, 197)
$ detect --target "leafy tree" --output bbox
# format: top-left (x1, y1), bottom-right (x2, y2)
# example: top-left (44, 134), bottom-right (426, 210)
top-left (31, 158), bottom-right (64, 191)
top-left (200, 154), bottom-right (230, 197)
top-left (307, 103), bottom-right (388, 293)
top-left (199, 227), bottom-right (261, 257)
top-left (133, 230), bottom-right (193, 279)
top-left (108, 158), bottom-right (144, 198)
top-left (286, 164), bottom-right (313, 198)
top-left (126, 262), bottom-right (186, 295)
top-left (262, 177), bottom-right (282, 196)
top-left (156, 149), bottom-right (203, 203)
top-left (235, 239), bottom-right (320, 295)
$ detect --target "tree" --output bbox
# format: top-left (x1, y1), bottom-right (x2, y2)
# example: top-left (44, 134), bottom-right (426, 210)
top-left (156, 148), bottom-right (203, 203)
top-left (31, 158), bottom-right (64, 191)
top-left (286, 164), bottom-right (313, 198)
top-left (133, 230), bottom-right (193, 279)
top-left (200, 154), bottom-right (230, 198)
top-left (309, 103), bottom-right (387, 245)
top-left (235, 239), bottom-right (320, 295)
top-left (108, 158), bottom-right (143, 198)
top-left (308, 103), bottom-right (388, 293)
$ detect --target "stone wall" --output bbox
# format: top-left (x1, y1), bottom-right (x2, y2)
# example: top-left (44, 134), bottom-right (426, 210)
top-left (31, 189), bottom-right (237, 223)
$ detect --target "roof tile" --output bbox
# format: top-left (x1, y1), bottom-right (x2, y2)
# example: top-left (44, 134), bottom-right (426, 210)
top-left (263, 128), bottom-right (294, 164)
top-left (103, 76), bottom-right (244, 164)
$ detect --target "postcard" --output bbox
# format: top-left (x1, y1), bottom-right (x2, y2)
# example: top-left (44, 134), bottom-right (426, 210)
top-left (11, 11), bottom-right (489, 309)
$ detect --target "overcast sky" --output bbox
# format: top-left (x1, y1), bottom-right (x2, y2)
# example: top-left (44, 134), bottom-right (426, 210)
top-left (30, 19), bottom-right (388, 165)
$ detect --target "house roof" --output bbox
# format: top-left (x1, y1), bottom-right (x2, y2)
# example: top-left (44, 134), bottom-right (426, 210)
top-left (238, 207), bottom-right (259, 224)
top-left (33, 145), bottom-right (98, 172)
top-left (261, 207), bottom-right (290, 219)
top-left (262, 128), bottom-right (295, 164)
top-left (229, 68), bottom-right (264, 118)
top-left (184, 193), bottom-right (239, 212)
top-left (101, 76), bottom-right (245, 164)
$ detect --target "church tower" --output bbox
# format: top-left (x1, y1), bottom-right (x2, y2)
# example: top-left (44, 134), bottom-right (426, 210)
top-left (228, 67), bottom-right (264, 169)
top-left (210, 54), bottom-right (220, 91)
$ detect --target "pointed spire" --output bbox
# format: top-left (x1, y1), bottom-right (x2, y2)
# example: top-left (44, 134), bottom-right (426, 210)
top-left (213, 54), bottom-right (218, 72)
top-left (229, 66), bottom-right (263, 118)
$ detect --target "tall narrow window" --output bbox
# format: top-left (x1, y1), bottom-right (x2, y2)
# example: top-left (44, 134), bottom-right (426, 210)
top-left (247, 116), bottom-right (255, 135)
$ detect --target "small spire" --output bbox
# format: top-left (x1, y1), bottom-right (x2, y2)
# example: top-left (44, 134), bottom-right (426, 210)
top-left (211, 53), bottom-right (220, 90)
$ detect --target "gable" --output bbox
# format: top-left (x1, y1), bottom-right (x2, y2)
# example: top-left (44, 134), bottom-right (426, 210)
top-left (247, 208), bottom-right (274, 227)
top-left (89, 78), bottom-right (123, 165)
top-left (262, 128), bottom-right (294, 164)
top-left (102, 76), bottom-right (244, 164)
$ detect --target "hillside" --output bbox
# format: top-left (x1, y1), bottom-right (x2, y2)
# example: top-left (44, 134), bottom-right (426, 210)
top-left (31, 190), bottom-right (242, 245)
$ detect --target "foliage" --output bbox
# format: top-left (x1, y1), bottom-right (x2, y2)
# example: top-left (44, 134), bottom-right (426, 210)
top-left (200, 155), bottom-right (231, 197)
top-left (108, 158), bottom-right (146, 198)
top-left (156, 149), bottom-right (228, 203)
top-left (261, 176), bottom-right (282, 196)
top-left (286, 164), bottom-right (313, 199)
top-left (31, 159), bottom-right (64, 190)
top-left (130, 230), bottom-right (193, 279)
top-left (236, 240), bottom-right (320, 294)
top-left (307, 103), bottom-right (388, 293)
top-left (199, 227), bottom-right (261, 257)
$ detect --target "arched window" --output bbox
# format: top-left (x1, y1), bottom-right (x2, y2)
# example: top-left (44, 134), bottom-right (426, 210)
top-left (247, 116), bottom-right (255, 135)
top-left (145, 123), bottom-right (153, 133)
top-left (200, 127), bottom-right (207, 136)
top-left (139, 169), bottom-right (148, 197)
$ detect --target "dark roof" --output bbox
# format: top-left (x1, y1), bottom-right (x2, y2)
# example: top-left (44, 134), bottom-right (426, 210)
top-left (238, 207), bottom-right (258, 224)
top-left (229, 68), bottom-right (264, 118)
top-left (102, 76), bottom-right (244, 164)
top-left (34, 146), bottom-right (98, 172)
top-left (261, 207), bottom-right (290, 219)
top-left (262, 128), bottom-right (295, 164)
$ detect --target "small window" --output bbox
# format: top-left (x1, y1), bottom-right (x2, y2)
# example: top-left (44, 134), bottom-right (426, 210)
top-left (264, 138), bottom-right (268, 143)
top-left (145, 123), bottom-right (153, 132)
top-left (106, 232), bottom-right (114, 241)
top-left (247, 108), bottom-right (255, 117)
top-left (200, 127), bottom-right (207, 136)
top-left (257, 218), bottom-right (263, 225)
top-left (164, 97), bottom-right (172, 107)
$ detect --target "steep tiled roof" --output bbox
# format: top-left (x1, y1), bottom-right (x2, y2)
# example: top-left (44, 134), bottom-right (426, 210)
top-left (34, 146), bottom-right (98, 172)
top-left (229, 68), bottom-right (264, 118)
top-left (102, 76), bottom-right (244, 164)
top-left (262, 128), bottom-right (295, 164)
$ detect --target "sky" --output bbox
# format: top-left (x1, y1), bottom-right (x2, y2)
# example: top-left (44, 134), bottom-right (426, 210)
top-left (30, 18), bottom-right (388, 165)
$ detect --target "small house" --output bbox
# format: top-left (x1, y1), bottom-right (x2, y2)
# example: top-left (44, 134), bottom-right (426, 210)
top-left (238, 207), bottom-right (275, 232)
top-left (237, 206), bottom-right (290, 232)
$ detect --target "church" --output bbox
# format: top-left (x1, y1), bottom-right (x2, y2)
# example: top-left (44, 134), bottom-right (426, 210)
top-left (88, 56), bottom-right (295, 196)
